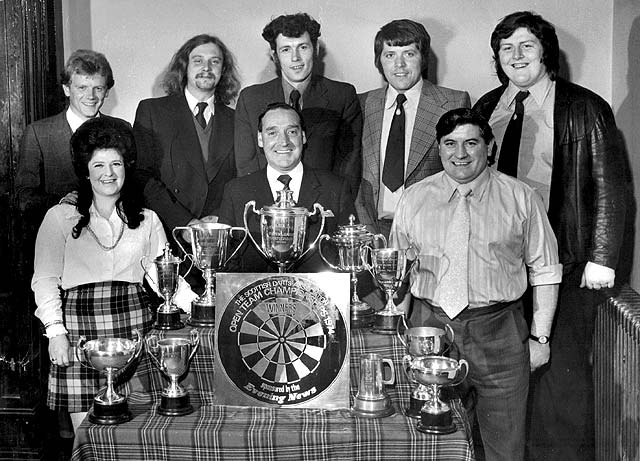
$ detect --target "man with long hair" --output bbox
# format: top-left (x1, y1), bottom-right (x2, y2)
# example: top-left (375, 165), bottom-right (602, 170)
top-left (133, 34), bottom-right (240, 231)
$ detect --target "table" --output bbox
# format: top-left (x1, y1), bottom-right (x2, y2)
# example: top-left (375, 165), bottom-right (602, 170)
top-left (72, 322), bottom-right (475, 461)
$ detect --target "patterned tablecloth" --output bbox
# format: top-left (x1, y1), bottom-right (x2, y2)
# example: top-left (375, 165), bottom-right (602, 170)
top-left (72, 321), bottom-right (475, 461)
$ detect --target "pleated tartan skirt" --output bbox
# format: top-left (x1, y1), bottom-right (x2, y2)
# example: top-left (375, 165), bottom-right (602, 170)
top-left (48, 281), bottom-right (153, 412)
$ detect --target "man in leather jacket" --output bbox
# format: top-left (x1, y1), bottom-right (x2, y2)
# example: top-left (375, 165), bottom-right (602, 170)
top-left (474, 11), bottom-right (626, 461)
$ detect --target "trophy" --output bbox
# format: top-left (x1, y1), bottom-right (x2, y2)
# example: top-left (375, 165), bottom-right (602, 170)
top-left (146, 330), bottom-right (199, 416)
top-left (141, 243), bottom-right (184, 330)
top-left (361, 246), bottom-right (417, 334)
top-left (172, 223), bottom-right (247, 326)
top-left (398, 320), bottom-right (454, 418)
top-left (318, 214), bottom-right (387, 329)
top-left (76, 329), bottom-right (143, 425)
top-left (403, 355), bottom-right (468, 434)
top-left (352, 353), bottom-right (395, 418)
top-left (243, 189), bottom-right (326, 273)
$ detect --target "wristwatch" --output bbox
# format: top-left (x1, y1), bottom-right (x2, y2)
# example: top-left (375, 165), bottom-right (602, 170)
top-left (529, 333), bottom-right (549, 344)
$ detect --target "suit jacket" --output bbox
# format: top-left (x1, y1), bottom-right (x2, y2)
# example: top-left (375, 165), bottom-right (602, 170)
top-left (218, 167), bottom-right (356, 272)
top-left (133, 94), bottom-right (235, 231)
top-left (234, 75), bottom-right (363, 195)
top-left (355, 80), bottom-right (470, 233)
top-left (474, 78), bottom-right (627, 269)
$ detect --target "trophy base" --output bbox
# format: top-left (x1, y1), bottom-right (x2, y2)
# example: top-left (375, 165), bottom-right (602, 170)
top-left (188, 302), bottom-right (216, 327)
top-left (351, 395), bottom-right (395, 418)
top-left (154, 311), bottom-right (184, 330)
top-left (416, 410), bottom-right (456, 435)
top-left (405, 396), bottom-right (427, 419)
top-left (88, 400), bottom-right (132, 425)
top-left (371, 313), bottom-right (402, 335)
top-left (157, 394), bottom-right (194, 417)
top-left (351, 304), bottom-right (373, 330)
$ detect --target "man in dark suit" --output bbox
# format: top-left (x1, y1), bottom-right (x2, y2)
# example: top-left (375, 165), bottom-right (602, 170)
top-left (355, 19), bottom-right (470, 239)
top-left (16, 49), bottom-right (117, 218)
top-left (234, 13), bottom-right (362, 195)
top-left (219, 103), bottom-right (355, 273)
top-left (473, 12), bottom-right (627, 460)
top-left (133, 34), bottom-right (240, 232)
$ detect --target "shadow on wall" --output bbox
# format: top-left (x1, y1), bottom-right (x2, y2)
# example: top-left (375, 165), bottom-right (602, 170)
top-left (613, 15), bottom-right (640, 285)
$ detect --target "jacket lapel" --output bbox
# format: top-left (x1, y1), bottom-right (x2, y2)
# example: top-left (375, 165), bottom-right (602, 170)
top-left (362, 88), bottom-right (386, 201)
top-left (206, 104), bottom-right (233, 181)
top-left (297, 167), bottom-right (321, 209)
top-left (171, 95), bottom-right (207, 180)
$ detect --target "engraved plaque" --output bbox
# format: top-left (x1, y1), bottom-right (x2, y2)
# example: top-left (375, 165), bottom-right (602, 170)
top-left (214, 273), bottom-right (350, 409)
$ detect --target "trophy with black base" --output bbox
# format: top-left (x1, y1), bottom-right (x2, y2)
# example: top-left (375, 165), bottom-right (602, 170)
top-left (146, 330), bottom-right (199, 416)
top-left (76, 329), bottom-right (143, 425)
top-left (142, 243), bottom-right (184, 330)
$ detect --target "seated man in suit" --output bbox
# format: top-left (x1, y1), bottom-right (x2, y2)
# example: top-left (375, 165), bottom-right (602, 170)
top-left (133, 34), bottom-right (240, 233)
top-left (234, 13), bottom-right (362, 195)
top-left (219, 102), bottom-right (356, 272)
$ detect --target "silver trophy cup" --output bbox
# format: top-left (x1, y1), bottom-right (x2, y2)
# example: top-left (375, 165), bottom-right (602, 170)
top-left (172, 223), bottom-right (247, 326)
top-left (352, 353), bottom-right (396, 418)
top-left (403, 355), bottom-right (468, 434)
top-left (318, 214), bottom-right (387, 329)
top-left (141, 243), bottom-right (184, 330)
top-left (398, 322), bottom-right (455, 418)
top-left (244, 189), bottom-right (326, 273)
top-left (146, 330), bottom-right (200, 416)
top-left (361, 246), bottom-right (417, 334)
top-left (76, 329), bottom-right (143, 425)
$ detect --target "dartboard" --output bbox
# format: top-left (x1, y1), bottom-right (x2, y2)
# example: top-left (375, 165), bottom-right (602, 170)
top-left (217, 275), bottom-right (348, 406)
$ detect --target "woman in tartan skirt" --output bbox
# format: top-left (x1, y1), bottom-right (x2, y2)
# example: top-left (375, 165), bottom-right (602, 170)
top-left (31, 117), bottom-right (168, 432)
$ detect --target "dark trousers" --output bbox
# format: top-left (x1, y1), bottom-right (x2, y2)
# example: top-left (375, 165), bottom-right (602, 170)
top-left (412, 299), bottom-right (530, 461)
top-left (527, 265), bottom-right (602, 461)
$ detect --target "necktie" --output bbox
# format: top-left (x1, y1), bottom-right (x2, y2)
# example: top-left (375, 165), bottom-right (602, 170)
top-left (382, 93), bottom-right (407, 192)
top-left (277, 174), bottom-right (292, 190)
top-left (436, 186), bottom-right (471, 319)
top-left (289, 90), bottom-right (301, 112)
top-left (497, 90), bottom-right (529, 177)
top-left (195, 102), bottom-right (208, 129)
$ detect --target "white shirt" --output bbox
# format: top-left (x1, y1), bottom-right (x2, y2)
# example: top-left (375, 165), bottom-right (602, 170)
top-left (184, 88), bottom-right (215, 123)
top-left (266, 162), bottom-right (304, 203)
top-left (32, 204), bottom-right (166, 335)
top-left (66, 108), bottom-right (98, 133)
top-left (378, 79), bottom-right (423, 219)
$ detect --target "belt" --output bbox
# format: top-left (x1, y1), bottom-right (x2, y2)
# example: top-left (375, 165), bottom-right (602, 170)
top-left (415, 298), bottom-right (522, 321)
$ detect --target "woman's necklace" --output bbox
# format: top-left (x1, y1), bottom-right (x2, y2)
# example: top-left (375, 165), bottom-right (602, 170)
top-left (86, 220), bottom-right (125, 251)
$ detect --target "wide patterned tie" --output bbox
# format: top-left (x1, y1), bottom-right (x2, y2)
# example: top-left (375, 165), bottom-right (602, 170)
top-left (382, 93), bottom-right (407, 192)
top-left (437, 186), bottom-right (471, 319)
top-left (195, 102), bottom-right (208, 129)
top-left (289, 89), bottom-right (301, 112)
top-left (277, 174), bottom-right (292, 191)
top-left (497, 90), bottom-right (529, 177)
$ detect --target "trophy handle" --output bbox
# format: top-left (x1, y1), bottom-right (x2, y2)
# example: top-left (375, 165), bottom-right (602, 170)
top-left (450, 358), bottom-right (469, 386)
top-left (129, 329), bottom-right (143, 365)
top-left (224, 227), bottom-right (248, 266)
top-left (317, 234), bottom-right (341, 271)
top-left (298, 203), bottom-right (326, 262)
top-left (188, 329), bottom-right (200, 362)
top-left (359, 245), bottom-right (378, 282)
top-left (382, 357), bottom-right (395, 385)
top-left (402, 354), bottom-right (414, 383)
top-left (171, 227), bottom-right (196, 277)
top-left (75, 336), bottom-right (89, 368)
top-left (396, 314), bottom-right (411, 349)
top-left (442, 324), bottom-right (455, 355)
top-left (372, 233), bottom-right (388, 248)
top-left (140, 256), bottom-right (150, 278)
top-left (243, 201), bottom-right (270, 261)
top-left (145, 335), bottom-right (163, 369)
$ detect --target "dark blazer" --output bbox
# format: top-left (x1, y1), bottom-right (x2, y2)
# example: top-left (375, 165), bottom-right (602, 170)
top-left (16, 111), bottom-right (125, 215)
top-left (133, 94), bottom-right (235, 231)
top-left (234, 75), bottom-right (363, 195)
top-left (355, 80), bottom-right (470, 234)
top-left (218, 167), bottom-right (356, 272)
top-left (474, 78), bottom-right (626, 269)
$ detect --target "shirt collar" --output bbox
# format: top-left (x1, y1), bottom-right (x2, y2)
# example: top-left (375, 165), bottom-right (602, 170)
top-left (281, 75), bottom-right (311, 106)
top-left (66, 108), bottom-right (99, 133)
top-left (184, 88), bottom-right (216, 116)
top-left (505, 73), bottom-right (553, 107)
top-left (442, 166), bottom-right (490, 202)
top-left (267, 161), bottom-right (304, 185)
top-left (384, 78), bottom-right (423, 110)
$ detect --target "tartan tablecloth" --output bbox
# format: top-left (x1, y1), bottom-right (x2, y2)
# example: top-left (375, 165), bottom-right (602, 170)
top-left (72, 323), bottom-right (475, 461)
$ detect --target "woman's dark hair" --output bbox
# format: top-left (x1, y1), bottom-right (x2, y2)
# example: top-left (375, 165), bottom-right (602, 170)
top-left (70, 117), bottom-right (144, 238)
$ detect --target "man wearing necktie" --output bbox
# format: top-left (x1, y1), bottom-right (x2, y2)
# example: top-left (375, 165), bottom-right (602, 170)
top-left (133, 34), bottom-right (240, 236)
top-left (474, 12), bottom-right (628, 460)
top-left (234, 13), bottom-right (363, 196)
top-left (391, 108), bottom-right (562, 461)
top-left (219, 102), bottom-right (355, 272)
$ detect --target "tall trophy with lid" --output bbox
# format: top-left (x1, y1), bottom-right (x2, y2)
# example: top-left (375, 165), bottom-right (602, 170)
top-left (318, 215), bottom-right (387, 328)
top-left (172, 223), bottom-right (247, 326)
top-left (243, 189), bottom-right (326, 273)
top-left (141, 243), bottom-right (184, 330)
